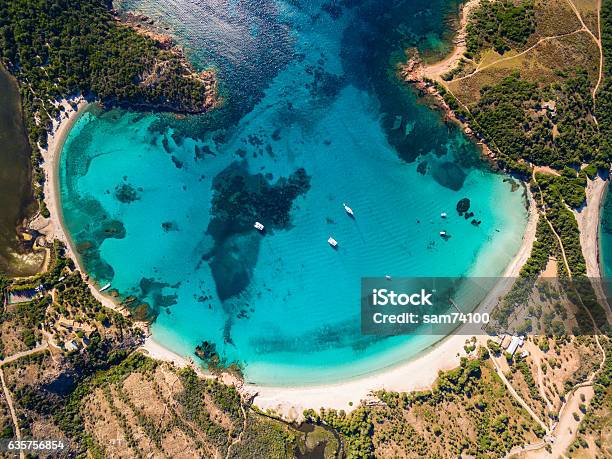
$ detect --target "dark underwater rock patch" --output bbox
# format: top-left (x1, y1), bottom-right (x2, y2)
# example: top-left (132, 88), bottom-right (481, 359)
top-left (171, 155), bottom-right (183, 169)
top-left (208, 232), bottom-right (260, 301)
top-left (161, 221), bottom-right (179, 232)
top-left (99, 219), bottom-right (127, 239)
top-left (154, 292), bottom-right (178, 309)
top-left (76, 240), bottom-right (115, 282)
top-left (305, 64), bottom-right (345, 100)
top-left (139, 277), bottom-right (169, 297)
top-left (137, 277), bottom-right (179, 312)
top-left (249, 320), bottom-right (380, 354)
top-left (417, 160), bottom-right (428, 175)
top-left (194, 144), bottom-right (216, 161)
top-left (204, 161), bottom-right (311, 302)
top-left (456, 198), bottom-right (471, 214)
top-left (162, 136), bottom-right (171, 154)
top-left (431, 161), bottom-right (467, 191)
top-left (73, 211), bottom-right (126, 285)
top-left (114, 183), bottom-right (140, 203)
top-left (209, 161), bottom-right (311, 234)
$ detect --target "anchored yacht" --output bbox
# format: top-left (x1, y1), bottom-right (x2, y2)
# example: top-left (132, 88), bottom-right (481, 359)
top-left (343, 203), bottom-right (354, 217)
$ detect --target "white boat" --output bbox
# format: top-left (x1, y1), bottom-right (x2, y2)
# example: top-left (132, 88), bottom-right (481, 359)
top-left (440, 212), bottom-right (447, 218)
top-left (343, 203), bottom-right (354, 216)
top-left (328, 237), bottom-right (338, 248)
top-left (385, 275), bottom-right (392, 280)
top-left (100, 283), bottom-right (111, 292)
top-left (254, 221), bottom-right (265, 231)
top-left (439, 231), bottom-right (447, 237)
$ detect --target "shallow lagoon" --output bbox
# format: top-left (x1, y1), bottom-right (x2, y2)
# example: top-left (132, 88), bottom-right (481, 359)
top-left (0, 66), bottom-right (41, 275)
top-left (60, 0), bottom-right (528, 384)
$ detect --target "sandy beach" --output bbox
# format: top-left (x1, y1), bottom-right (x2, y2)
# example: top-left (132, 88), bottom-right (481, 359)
top-left (576, 176), bottom-right (608, 278)
top-left (29, 98), bottom-right (131, 317)
top-left (575, 176), bottom-right (611, 320)
top-left (30, 98), bottom-right (86, 248)
top-left (411, 0), bottom-right (481, 82)
top-left (141, 335), bottom-right (196, 370)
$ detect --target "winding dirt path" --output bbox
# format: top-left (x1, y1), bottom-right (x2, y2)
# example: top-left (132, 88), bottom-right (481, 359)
top-left (0, 343), bottom-right (48, 366)
top-left (225, 402), bottom-right (248, 459)
top-left (446, 0), bottom-right (603, 97)
top-left (563, 0), bottom-right (603, 99)
top-left (0, 368), bottom-right (25, 459)
top-left (0, 368), bottom-right (20, 439)
top-left (531, 170), bottom-right (572, 277)
top-left (0, 343), bottom-right (49, 459)
top-left (487, 346), bottom-right (550, 433)
top-left (452, 28), bottom-right (587, 82)
top-left (424, 1), bottom-right (609, 454)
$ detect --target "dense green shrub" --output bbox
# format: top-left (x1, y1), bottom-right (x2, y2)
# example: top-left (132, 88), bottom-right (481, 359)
top-left (465, 0), bottom-right (536, 57)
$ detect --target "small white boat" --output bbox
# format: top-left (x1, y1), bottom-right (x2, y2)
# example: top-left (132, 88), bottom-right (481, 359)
top-left (254, 221), bottom-right (265, 231)
top-left (100, 283), bottom-right (111, 292)
top-left (328, 237), bottom-right (338, 248)
top-left (343, 203), bottom-right (354, 217)
top-left (385, 275), bottom-right (392, 280)
top-left (439, 231), bottom-right (447, 237)
top-left (441, 212), bottom-right (447, 218)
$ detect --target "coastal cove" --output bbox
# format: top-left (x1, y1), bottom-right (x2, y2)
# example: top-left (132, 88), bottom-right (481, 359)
top-left (0, 0), bottom-right (611, 455)
top-left (57, 0), bottom-right (529, 385)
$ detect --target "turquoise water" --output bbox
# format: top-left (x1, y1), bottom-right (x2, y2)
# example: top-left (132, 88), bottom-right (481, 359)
top-left (60, 0), bottom-right (528, 385)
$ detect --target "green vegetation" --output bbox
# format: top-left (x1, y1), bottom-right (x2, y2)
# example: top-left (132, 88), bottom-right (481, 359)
top-left (304, 406), bottom-right (373, 459)
top-left (491, 218), bottom-right (558, 329)
top-left (55, 353), bottom-right (157, 444)
top-left (576, 340), bottom-right (611, 455)
top-left (471, 70), bottom-right (604, 175)
top-left (234, 416), bottom-right (298, 459)
top-left (1, 241), bottom-right (133, 354)
top-left (596, 0), bottom-right (612, 161)
top-left (304, 351), bottom-right (541, 458)
top-left (520, 218), bottom-right (556, 278)
top-left (51, 354), bottom-right (302, 457)
top-left (533, 174), bottom-right (586, 275)
top-left (438, 0), bottom-right (611, 337)
top-left (513, 359), bottom-right (541, 402)
top-left (0, 0), bottom-right (216, 214)
top-left (465, 0), bottom-right (536, 57)
top-left (0, 274), bottom-right (7, 305)
top-left (176, 368), bottom-right (235, 447)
